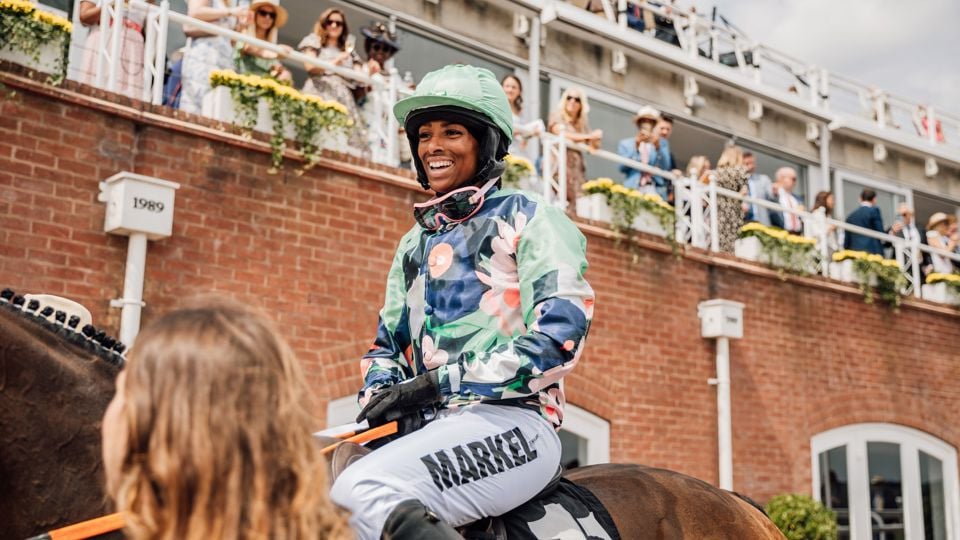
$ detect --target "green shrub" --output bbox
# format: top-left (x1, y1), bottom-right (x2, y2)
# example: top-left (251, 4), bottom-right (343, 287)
top-left (765, 494), bottom-right (838, 540)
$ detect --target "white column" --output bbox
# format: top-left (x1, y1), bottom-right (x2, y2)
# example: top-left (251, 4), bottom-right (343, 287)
top-left (118, 232), bottom-right (148, 346)
top-left (715, 336), bottom-right (733, 490)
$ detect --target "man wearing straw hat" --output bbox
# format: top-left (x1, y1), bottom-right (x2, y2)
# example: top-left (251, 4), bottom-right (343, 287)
top-left (617, 106), bottom-right (670, 200)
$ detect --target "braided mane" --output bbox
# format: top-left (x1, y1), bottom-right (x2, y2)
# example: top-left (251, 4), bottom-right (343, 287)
top-left (0, 288), bottom-right (126, 368)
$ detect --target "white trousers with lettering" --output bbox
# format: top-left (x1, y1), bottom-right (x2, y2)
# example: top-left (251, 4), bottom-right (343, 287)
top-left (330, 404), bottom-right (562, 540)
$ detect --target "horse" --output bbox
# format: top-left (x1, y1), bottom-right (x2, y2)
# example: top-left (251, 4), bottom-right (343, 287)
top-left (0, 290), bottom-right (784, 539)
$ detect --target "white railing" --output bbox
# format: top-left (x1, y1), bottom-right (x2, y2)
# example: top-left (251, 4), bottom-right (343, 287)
top-left (85, 0), bottom-right (411, 167)
top-left (575, 0), bottom-right (959, 152)
top-left (539, 131), bottom-right (960, 297)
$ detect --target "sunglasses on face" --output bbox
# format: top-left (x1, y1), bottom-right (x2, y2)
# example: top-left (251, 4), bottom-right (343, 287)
top-left (370, 42), bottom-right (393, 53)
top-left (324, 19), bottom-right (344, 28)
top-left (256, 9), bottom-right (275, 18)
top-left (566, 95), bottom-right (582, 103)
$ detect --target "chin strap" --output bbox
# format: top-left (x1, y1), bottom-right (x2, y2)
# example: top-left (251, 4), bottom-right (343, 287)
top-left (468, 176), bottom-right (501, 204)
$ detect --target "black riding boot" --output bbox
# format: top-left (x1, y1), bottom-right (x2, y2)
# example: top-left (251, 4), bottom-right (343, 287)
top-left (381, 499), bottom-right (463, 540)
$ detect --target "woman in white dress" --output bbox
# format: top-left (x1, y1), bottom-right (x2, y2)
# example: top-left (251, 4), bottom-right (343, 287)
top-left (78, 0), bottom-right (151, 100)
top-left (178, 0), bottom-right (247, 114)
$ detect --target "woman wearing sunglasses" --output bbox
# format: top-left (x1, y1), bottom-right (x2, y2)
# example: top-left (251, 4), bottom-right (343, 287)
top-left (548, 87), bottom-right (604, 212)
top-left (298, 8), bottom-right (367, 153)
top-left (330, 64), bottom-right (595, 540)
top-left (234, 0), bottom-right (292, 82)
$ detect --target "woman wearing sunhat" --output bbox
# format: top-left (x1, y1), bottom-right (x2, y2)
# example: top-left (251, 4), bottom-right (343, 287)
top-left (926, 212), bottom-right (958, 274)
top-left (234, 0), bottom-right (292, 82)
top-left (331, 64), bottom-right (595, 540)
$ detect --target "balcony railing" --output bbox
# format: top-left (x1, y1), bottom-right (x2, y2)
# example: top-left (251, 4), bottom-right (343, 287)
top-left (65, 0), bottom-right (960, 301)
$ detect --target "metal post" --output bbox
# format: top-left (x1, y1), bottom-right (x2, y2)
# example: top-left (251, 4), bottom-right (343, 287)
top-left (369, 72), bottom-right (386, 165)
top-left (708, 174), bottom-right (719, 252)
top-left (691, 179), bottom-right (706, 249)
top-left (715, 336), bottom-right (733, 491)
top-left (106, 0), bottom-right (126, 92)
top-left (387, 68), bottom-right (400, 167)
top-left (816, 210), bottom-right (829, 276)
top-left (528, 16), bottom-right (541, 121)
top-left (910, 240), bottom-right (922, 298)
top-left (118, 232), bottom-right (148, 345)
top-left (141, 9), bottom-right (156, 102)
top-left (152, 0), bottom-right (169, 105)
top-left (541, 135), bottom-right (554, 205)
top-left (94, 2), bottom-right (111, 88)
top-left (819, 122), bottom-right (831, 194)
top-left (807, 67), bottom-right (819, 108)
top-left (819, 67), bottom-right (830, 110)
top-left (557, 126), bottom-right (568, 210)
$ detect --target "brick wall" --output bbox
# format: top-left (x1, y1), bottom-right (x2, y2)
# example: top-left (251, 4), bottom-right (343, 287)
top-left (2, 71), bottom-right (958, 501)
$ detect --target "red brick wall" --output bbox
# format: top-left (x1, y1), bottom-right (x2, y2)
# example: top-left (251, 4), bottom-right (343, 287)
top-left (2, 72), bottom-right (958, 502)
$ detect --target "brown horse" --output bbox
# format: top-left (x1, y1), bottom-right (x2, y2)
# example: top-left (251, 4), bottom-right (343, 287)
top-left (0, 292), bottom-right (783, 539)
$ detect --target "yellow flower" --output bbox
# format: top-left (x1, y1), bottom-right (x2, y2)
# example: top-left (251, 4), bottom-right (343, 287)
top-left (926, 273), bottom-right (960, 284)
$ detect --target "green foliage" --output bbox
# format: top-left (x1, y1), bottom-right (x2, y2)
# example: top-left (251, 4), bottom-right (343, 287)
top-left (765, 494), bottom-right (838, 540)
top-left (739, 223), bottom-right (819, 276)
top-left (0, 0), bottom-right (72, 85)
top-left (852, 259), bottom-right (907, 309)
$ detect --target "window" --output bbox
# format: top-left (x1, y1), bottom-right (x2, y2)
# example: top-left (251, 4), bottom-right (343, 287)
top-left (811, 423), bottom-right (960, 540)
top-left (834, 170), bottom-right (912, 228)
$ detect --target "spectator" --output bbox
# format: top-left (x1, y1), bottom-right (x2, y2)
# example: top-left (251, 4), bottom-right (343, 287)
top-left (652, 0), bottom-right (682, 47)
top-left (807, 190), bottom-right (839, 256)
top-left (179, 0), bottom-right (247, 114)
top-left (948, 216), bottom-right (960, 271)
top-left (235, 0), bottom-right (292, 82)
top-left (616, 106), bottom-right (668, 199)
top-left (77, 0), bottom-right (152, 99)
top-left (714, 145), bottom-right (749, 252)
top-left (548, 87), bottom-right (602, 210)
top-left (889, 203), bottom-right (931, 277)
top-left (913, 105), bottom-right (946, 143)
top-left (100, 299), bottom-right (350, 539)
top-left (502, 74), bottom-right (542, 163)
top-left (685, 154), bottom-right (711, 184)
top-left (843, 189), bottom-right (885, 255)
top-left (775, 167), bottom-right (803, 234)
top-left (625, 2), bottom-right (656, 32)
top-left (742, 151), bottom-right (779, 227)
top-left (298, 8), bottom-right (367, 152)
top-left (357, 21), bottom-right (401, 157)
top-left (925, 212), bottom-right (958, 274)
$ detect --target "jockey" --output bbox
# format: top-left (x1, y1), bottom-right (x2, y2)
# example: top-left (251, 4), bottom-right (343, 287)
top-left (330, 64), bottom-right (595, 540)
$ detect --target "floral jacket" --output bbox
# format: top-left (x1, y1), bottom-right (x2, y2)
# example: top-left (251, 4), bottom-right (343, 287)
top-left (360, 188), bottom-right (595, 428)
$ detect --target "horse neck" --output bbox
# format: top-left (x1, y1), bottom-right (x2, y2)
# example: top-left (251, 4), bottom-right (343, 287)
top-left (0, 307), bottom-right (118, 537)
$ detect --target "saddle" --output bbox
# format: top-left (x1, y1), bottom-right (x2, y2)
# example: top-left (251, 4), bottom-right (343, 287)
top-left (329, 442), bottom-right (617, 540)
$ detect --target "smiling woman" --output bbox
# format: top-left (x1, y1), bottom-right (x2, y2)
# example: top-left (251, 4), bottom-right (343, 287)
top-left (329, 64), bottom-right (595, 540)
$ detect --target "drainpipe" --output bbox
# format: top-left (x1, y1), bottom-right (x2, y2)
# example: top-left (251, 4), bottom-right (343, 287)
top-left (98, 171), bottom-right (180, 346)
top-left (698, 299), bottom-right (745, 491)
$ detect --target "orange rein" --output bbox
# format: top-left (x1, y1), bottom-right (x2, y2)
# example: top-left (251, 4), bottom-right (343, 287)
top-left (320, 420), bottom-right (398, 455)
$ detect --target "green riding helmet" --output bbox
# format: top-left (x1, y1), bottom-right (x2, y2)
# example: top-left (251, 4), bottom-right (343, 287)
top-left (394, 65), bottom-right (515, 190)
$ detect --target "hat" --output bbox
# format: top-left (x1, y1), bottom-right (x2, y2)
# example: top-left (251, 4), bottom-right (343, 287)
top-left (361, 21), bottom-right (400, 51)
top-left (249, 0), bottom-right (288, 29)
top-left (926, 212), bottom-right (950, 230)
top-left (634, 105), bottom-right (661, 125)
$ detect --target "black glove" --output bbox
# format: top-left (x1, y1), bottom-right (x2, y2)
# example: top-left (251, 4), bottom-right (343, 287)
top-left (357, 371), bottom-right (441, 427)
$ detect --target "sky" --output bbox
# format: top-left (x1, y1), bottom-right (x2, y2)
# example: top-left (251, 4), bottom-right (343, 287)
top-left (690, 0), bottom-right (960, 116)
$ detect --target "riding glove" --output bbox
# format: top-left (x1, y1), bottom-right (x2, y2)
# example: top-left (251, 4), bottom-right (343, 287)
top-left (357, 370), bottom-right (442, 427)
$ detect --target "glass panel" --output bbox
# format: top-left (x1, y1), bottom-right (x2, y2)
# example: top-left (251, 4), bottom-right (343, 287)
top-left (867, 442), bottom-right (905, 540)
top-left (558, 429), bottom-right (587, 470)
top-left (840, 179), bottom-right (905, 229)
top-left (919, 451), bottom-right (947, 540)
top-left (819, 446), bottom-right (851, 539)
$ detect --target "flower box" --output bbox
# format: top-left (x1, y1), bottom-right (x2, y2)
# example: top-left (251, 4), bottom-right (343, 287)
top-left (922, 283), bottom-right (960, 305)
top-left (202, 86), bottom-right (275, 134)
top-left (829, 259), bottom-right (878, 286)
top-left (734, 236), bottom-right (763, 262)
top-left (574, 194), bottom-right (667, 237)
top-left (736, 224), bottom-right (818, 274)
top-left (0, 37), bottom-right (63, 74)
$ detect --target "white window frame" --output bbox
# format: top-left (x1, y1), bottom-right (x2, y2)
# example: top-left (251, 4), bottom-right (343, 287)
top-left (326, 397), bottom-right (610, 466)
top-left (811, 423), bottom-right (960, 540)
top-left (833, 169), bottom-right (915, 222)
top-left (560, 403), bottom-right (610, 466)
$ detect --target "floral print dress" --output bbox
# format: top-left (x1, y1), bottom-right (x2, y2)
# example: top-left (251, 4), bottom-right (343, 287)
top-left (360, 188), bottom-right (595, 428)
top-left (715, 164), bottom-right (749, 253)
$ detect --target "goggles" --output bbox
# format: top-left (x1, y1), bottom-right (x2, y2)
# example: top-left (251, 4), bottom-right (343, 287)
top-left (413, 176), bottom-right (499, 231)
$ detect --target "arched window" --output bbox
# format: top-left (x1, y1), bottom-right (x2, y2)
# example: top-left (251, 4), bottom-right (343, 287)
top-left (811, 423), bottom-right (960, 540)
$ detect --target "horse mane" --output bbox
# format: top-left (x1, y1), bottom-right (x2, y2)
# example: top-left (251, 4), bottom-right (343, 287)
top-left (1, 288), bottom-right (126, 368)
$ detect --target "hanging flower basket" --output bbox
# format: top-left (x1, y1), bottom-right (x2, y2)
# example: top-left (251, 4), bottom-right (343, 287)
top-left (205, 70), bottom-right (352, 173)
top-left (576, 178), bottom-right (675, 240)
top-left (921, 273), bottom-right (960, 306)
top-left (830, 250), bottom-right (905, 308)
top-left (0, 0), bottom-right (72, 84)
top-left (735, 223), bottom-right (818, 275)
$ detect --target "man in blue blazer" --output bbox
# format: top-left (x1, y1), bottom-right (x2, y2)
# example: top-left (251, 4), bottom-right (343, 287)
top-left (843, 189), bottom-right (885, 254)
